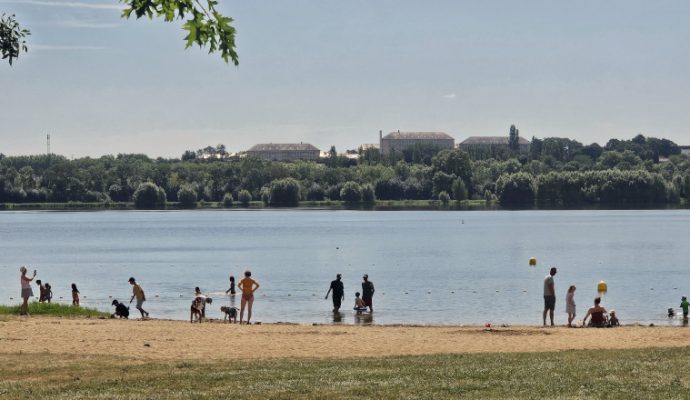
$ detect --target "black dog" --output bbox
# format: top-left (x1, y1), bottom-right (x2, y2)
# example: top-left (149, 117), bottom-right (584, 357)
top-left (220, 306), bottom-right (238, 323)
top-left (111, 299), bottom-right (130, 319)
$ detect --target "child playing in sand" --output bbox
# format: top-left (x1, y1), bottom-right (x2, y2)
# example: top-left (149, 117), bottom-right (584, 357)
top-left (566, 285), bottom-right (576, 327)
top-left (71, 283), bottom-right (80, 306)
top-left (681, 296), bottom-right (689, 319)
top-left (354, 292), bottom-right (367, 314)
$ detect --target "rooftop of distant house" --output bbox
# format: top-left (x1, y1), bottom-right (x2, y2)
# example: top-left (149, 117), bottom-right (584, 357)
top-left (382, 131), bottom-right (454, 140)
top-left (460, 136), bottom-right (531, 145)
top-left (247, 143), bottom-right (320, 152)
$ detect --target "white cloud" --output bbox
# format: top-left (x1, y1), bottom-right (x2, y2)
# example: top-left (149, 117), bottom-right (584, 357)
top-left (443, 93), bottom-right (457, 99)
top-left (59, 20), bottom-right (120, 28)
top-left (0, 0), bottom-right (123, 10)
top-left (32, 44), bottom-right (106, 51)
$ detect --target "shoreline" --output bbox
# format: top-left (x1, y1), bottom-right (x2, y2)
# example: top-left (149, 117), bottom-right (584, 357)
top-left (2, 316), bottom-right (690, 361)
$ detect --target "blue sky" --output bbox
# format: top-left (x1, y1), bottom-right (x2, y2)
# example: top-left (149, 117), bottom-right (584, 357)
top-left (1, 0), bottom-right (689, 157)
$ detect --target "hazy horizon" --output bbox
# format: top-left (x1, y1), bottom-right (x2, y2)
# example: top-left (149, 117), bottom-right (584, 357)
top-left (2, 0), bottom-right (689, 157)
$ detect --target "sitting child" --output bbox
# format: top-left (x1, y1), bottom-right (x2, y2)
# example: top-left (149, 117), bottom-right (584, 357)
top-left (353, 292), bottom-right (368, 314)
top-left (608, 310), bottom-right (620, 327)
top-left (111, 299), bottom-right (130, 319)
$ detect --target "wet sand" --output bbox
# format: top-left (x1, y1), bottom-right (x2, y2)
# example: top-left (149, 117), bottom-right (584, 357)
top-left (1, 317), bottom-right (689, 361)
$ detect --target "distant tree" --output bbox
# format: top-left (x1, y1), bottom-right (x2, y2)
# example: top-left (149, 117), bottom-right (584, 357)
top-left (108, 184), bottom-right (128, 202)
top-left (361, 184), bottom-right (375, 203)
top-left (340, 181), bottom-right (362, 203)
top-left (509, 125), bottom-right (520, 152)
top-left (222, 192), bottom-right (234, 207)
top-left (451, 178), bottom-right (468, 201)
top-left (306, 183), bottom-right (325, 201)
top-left (496, 173), bottom-right (535, 206)
top-left (269, 178), bottom-right (301, 206)
top-left (177, 185), bottom-right (197, 208)
top-left (431, 149), bottom-right (473, 192)
top-left (181, 150), bottom-right (197, 161)
top-left (0, 13), bottom-right (29, 66)
top-left (529, 136), bottom-right (542, 160)
top-left (237, 189), bottom-right (252, 207)
top-left (438, 191), bottom-right (450, 205)
top-left (375, 178), bottom-right (405, 200)
top-left (133, 182), bottom-right (166, 209)
top-left (432, 171), bottom-right (456, 197)
top-left (325, 184), bottom-right (342, 200)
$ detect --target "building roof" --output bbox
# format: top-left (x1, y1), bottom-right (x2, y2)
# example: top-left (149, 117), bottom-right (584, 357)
top-left (460, 136), bottom-right (531, 145)
top-left (247, 143), bottom-right (320, 152)
top-left (383, 131), bottom-right (454, 140)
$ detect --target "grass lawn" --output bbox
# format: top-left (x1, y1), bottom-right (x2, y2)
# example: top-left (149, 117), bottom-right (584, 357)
top-left (0, 302), bottom-right (110, 318)
top-left (1, 347), bottom-right (689, 399)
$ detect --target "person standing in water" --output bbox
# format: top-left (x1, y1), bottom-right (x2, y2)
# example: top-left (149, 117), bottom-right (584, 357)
top-left (238, 270), bottom-right (260, 324)
top-left (225, 275), bottom-right (236, 296)
top-left (543, 267), bottom-right (557, 326)
top-left (325, 273), bottom-right (344, 312)
top-left (361, 274), bottom-right (375, 313)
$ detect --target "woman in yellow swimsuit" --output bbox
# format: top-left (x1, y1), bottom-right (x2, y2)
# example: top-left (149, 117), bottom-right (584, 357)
top-left (238, 270), bottom-right (260, 324)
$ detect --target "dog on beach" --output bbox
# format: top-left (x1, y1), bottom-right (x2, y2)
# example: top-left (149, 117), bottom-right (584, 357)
top-left (191, 296), bottom-right (213, 323)
top-left (111, 299), bottom-right (130, 319)
top-left (220, 306), bottom-right (239, 323)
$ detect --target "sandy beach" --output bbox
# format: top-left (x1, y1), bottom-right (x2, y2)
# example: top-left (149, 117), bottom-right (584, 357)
top-left (2, 316), bottom-right (689, 361)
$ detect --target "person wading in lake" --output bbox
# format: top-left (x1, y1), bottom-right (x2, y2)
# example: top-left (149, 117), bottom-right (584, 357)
top-left (128, 277), bottom-right (149, 319)
top-left (543, 267), bottom-right (557, 326)
top-left (325, 273), bottom-right (344, 312)
top-left (362, 274), bottom-right (375, 313)
top-left (238, 270), bottom-right (260, 324)
top-left (19, 266), bottom-right (36, 316)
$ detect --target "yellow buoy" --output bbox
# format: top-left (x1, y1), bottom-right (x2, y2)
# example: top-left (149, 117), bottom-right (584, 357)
top-left (597, 281), bottom-right (608, 293)
top-left (529, 257), bottom-right (537, 267)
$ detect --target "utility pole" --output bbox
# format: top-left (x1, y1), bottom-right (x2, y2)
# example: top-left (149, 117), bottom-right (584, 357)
top-left (46, 134), bottom-right (51, 154)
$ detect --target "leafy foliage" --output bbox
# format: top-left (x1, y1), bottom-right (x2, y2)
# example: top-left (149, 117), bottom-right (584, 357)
top-left (340, 181), bottom-right (362, 203)
top-left (222, 192), bottom-right (233, 207)
top-left (0, 13), bottom-right (30, 66)
top-left (120, 0), bottom-right (238, 65)
top-left (177, 184), bottom-right (197, 208)
top-left (237, 189), bottom-right (252, 206)
top-left (133, 182), bottom-right (166, 209)
top-left (269, 178), bottom-right (301, 206)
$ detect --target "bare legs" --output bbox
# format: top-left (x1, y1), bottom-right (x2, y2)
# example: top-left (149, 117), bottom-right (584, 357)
top-left (543, 308), bottom-right (554, 326)
top-left (240, 295), bottom-right (254, 324)
top-left (20, 296), bottom-right (29, 316)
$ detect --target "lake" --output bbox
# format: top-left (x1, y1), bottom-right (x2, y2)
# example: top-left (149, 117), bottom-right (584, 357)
top-left (1, 209), bottom-right (689, 326)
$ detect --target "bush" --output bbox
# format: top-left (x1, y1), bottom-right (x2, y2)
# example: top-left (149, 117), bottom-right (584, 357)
top-left (222, 192), bottom-right (234, 208)
top-left (133, 182), bottom-right (166, 209)
top-left (269, 178), bottom-right (301, 206)
top-left (108, 184), bottom-right (128, 202)
top-left (375, 179), bottom-right (405, 200)
top-left (306, 183), bottom-right (325, 201)
top-left (362, 184), bottom-right (375, 202)
top-left (340, 181), bottom-right (362, 203)
top-left (237, 190), bottom-right (252, 207)
top-left (177, 185), bottom-right (198, 208)
top-left (438, 191), bottom-right (450, 204)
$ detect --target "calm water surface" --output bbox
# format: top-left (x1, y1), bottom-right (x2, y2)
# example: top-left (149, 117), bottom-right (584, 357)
top-left (1, 210), bottom-right (689, 326)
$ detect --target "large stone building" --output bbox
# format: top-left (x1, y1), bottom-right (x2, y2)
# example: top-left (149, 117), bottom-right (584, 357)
top-left (459, 136), bottom-right (531, 154)
top-left (379, 130), bottom-right (455, 155)
top-left (246, 143), bottom-right (320, 161)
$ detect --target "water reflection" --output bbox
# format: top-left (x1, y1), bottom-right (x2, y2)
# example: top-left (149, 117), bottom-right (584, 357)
top-left (332, 312), bottom-right (343, 323)
top-left (354, 312), bottom-right (374, 325)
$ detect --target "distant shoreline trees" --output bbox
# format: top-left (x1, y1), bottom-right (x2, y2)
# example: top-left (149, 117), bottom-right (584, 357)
top-left (0, 134), bottom-right (688, 209)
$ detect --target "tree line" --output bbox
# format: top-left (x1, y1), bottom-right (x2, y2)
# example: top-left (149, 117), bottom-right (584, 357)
top-left (0, 134), bottom-right (688, 209)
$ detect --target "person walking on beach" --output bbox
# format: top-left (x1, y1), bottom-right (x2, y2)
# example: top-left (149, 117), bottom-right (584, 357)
top-left (566, 285), bottom-right (576, 327)
top-left (361, 274), bottom-right (375, 313)
top-left (325, 273), bottom-right (344, 312)
top-left (129, 277), bottom-right (149, 319)
top-left (71, 283), bottom-right (80, 306)
top-left (238, 270), bottom-right (260, 324)
top-left (543, 267), bottom-right (557, 326)
top-left (19, 266), bottom-right (36, 316)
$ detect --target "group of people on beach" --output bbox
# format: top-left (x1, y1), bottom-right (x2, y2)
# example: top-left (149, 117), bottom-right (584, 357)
top-left (543, 267), bottom-right (620, 328)
top-left (18, 267), bottom-right (80, 315)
